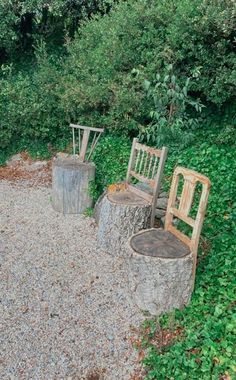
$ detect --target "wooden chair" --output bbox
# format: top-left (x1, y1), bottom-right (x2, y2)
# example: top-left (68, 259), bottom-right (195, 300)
top-left (52, 124), bottom-right (103, 214)
top-left (127, 166), bottom-right (211, 315)
top-left (125, 138), bottom-right (168, 227)
top-left (97, 138), bottom-right (168, 254)
top-left (70, 123), bottom-right (104, 162)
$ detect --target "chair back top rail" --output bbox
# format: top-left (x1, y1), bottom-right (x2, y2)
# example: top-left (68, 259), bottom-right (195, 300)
top-left (70, 124), bottom-right (104, 133)
top-left (126, 138), bottom-right (168, 227)
top-left (135, 141), bottom-right (162, 157)
top-left (165, 166), bottom-right (211, 256)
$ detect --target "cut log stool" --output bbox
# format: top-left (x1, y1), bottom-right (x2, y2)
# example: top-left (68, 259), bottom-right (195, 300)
top-left (126, 228), bottom-right (193, 315)
top-left (97, 190), bottom-right (151, 254)
top-left (52, 157), bottom-right (95, 214)
top-left (125, 166), bottom-right (211, 316)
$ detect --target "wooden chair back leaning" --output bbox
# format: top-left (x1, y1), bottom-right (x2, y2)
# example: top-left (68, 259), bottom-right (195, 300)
top-left (70, 124), bottom-right (104, 162)
top-left (126, 138), bottom-right (168, 227)
top-left (165, 167), bottom-right (211, 279)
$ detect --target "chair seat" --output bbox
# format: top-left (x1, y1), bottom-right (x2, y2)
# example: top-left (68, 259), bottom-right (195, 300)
top-left (107, 190), bottom-right (150, 205)
top-left (130, 228), bottom-right (190, 259)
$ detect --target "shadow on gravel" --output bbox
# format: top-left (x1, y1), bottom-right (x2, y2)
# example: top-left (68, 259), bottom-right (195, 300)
top-left (86, 369), bottom-right (106, 380)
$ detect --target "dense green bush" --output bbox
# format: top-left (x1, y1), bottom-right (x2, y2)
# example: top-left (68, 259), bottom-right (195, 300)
top-left (61, 0), bottom-right (167, 134)
top-left (1, 0), bottom-right (235, 151)
top-left (91, 135), bottom-right (131, 198)
top-left (139, 64), bottom-right (204, 146)
top-left (61, 0), bottom-right (236, 139)
top-left (0, 0), bottom-right (115, 60)
top-left (0, 44), bottom-right (68, 149)
top-left (166, 0), bottom-right (236, 106)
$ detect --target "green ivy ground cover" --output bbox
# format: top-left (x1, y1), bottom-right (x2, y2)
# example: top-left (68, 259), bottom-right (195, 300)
top-left (139, 139), bottom-right (236, 380)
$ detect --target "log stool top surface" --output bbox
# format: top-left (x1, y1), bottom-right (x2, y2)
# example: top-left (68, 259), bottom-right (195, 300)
top-left (130, 229), bottom-right (190, 259)
top-left (53, 157), bottom-right (95, 169)
top-left (108, 190), bottom-right (150, 205)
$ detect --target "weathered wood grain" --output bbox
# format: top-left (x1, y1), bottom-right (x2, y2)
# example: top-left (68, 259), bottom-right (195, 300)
top-left (126, 230), bottom-right (193, 316)
top-left (125, 138), bottom-right (168, 227)
top-left (69, 123), bottom-right (104, 162)
top-left (97, 191), bottom-right (151, 255)
top-left (52, 157), bottom-right (95, 214)
top-left (165, 166), bottom-right (211, 286)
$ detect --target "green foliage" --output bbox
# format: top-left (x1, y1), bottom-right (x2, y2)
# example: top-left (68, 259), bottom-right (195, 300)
top-left (0, 0), bottom-right (115, 60)
top-left (139, 64), bottom-right (204, 146)
top-left (83, 207), bottom-right (94, 217)
top-left (60, 0), bottom-right (235, 139)
top-left (91, 135), bottom-right (131, 199)
top-left (0, 43), bottom-right (68, 150)
top-left (0, 3), bottom-right (19, 59)
top-left (61, 0), bottom-right (152, 134)
top-left (166, 0), bottom-right (236, 106)
top-left (1, 0), bottom-right (235, 152)
top-left (214, 124), bottom-right (236, 146)
top-left (139, 136), bottom-right (236, 379)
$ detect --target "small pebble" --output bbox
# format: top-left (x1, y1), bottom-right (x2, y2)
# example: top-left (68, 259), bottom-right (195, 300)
top-left (0, 180), bottom-right (144, 379)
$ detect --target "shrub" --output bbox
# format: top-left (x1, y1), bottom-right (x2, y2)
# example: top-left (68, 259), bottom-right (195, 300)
top-left (61, 0), bottom-right (159, 135)
top-left (1, 0), bottom-right (235, 153)
top-left (91, 135), bottom-right (131, 199)
top-left (61, 0), bottom-right (236, 141)
top-left (0, 44), bottom-right (68, 150)
top-left (139, 64), bottom-right (204, 146)
top-left (0, 0), bottom-right (116, 61)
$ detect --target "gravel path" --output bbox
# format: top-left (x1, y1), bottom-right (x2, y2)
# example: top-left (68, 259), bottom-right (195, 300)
top-left (0, 181), bottom-right (144, 380)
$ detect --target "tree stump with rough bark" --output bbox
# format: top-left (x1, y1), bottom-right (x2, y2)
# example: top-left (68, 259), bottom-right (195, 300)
top-left (125, 228), bottom-right (194, 316)
top-left (97, 190), bottom-right (151, 255)
top-left (94, 190), bottom-right (107, 225)
top-left (52, 157), bottom-right (95, 214)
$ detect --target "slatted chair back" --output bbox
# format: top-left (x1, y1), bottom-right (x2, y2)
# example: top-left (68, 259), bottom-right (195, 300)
top-left (70, 124), bottom-right (104, 162)
top-left (126, 138), bottom-right (168, 227)
top-left (165, 166), bottom-right (211, 278)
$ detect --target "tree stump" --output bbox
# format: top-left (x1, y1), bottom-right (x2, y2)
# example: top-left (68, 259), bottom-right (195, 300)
top-left (125, 228), bottom-right (194, 315)
top-left (97, 190), bottom-right (151, 255)
top-left (94, 190), bottom-right (107, 225)
top-left (52, 157), bottom-right (95, 214)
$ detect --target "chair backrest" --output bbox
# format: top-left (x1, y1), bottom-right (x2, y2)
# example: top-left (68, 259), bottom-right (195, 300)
top-left (70, 124), bottom-right (104, 162)
top-left (126, 138), bottom-right (168, 227)
top-left (165, 166), bottom-right (211, 268)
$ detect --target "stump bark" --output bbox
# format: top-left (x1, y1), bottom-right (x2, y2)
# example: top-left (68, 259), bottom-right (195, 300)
top-left (52, 157), bottom-right (95, 214)
top-left (94, 190), bottom-right (107, 225)
top-left (125, 228), bottom-right (194, 316)
top-left (97, 190), bottom-right (151, 255)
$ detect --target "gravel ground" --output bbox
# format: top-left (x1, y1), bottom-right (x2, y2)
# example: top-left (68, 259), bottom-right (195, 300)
top-left (0, 180), bottom-right (144, 380)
